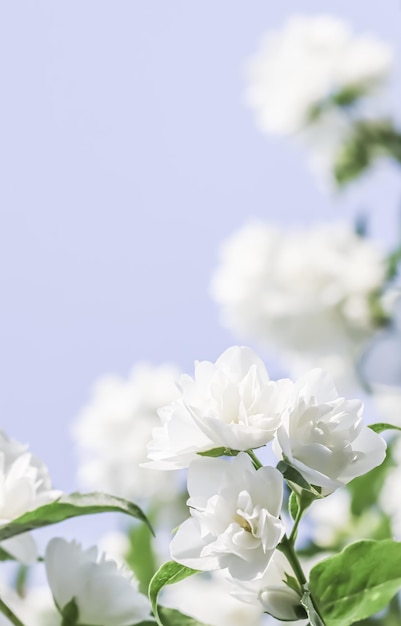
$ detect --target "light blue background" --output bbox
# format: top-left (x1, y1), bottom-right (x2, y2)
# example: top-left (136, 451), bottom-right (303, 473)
top-left (0, 1), bottom-right (400, 542)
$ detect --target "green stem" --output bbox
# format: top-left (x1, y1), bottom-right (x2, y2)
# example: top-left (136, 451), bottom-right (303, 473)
top-left (245, 449), bottom-right (263, 470)
top-left (0, 598), bottom-right (26, 626)
top-left (279, 535), bottom-right (307, 587)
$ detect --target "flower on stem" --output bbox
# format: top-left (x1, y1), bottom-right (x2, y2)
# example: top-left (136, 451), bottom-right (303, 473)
top-left (147, 346), bottom-right (290, 469)
top-left (45, 538), bottom-right (151, 626)
top-left (170, 453), bottom-right (285, 580)
top-left (229, 550), bottom-right (305, 622)
top-left (273, 369), bottom-right (386, 494)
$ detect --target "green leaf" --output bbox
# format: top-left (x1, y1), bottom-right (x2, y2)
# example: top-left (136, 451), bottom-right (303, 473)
top-left (197, 448), bottom-right (239, 458)
top-left (289, 491), bottom-right (299, 521)
top-left (368, 423), bottom-right (401, 434)
top-left (309, 540), bottom-right (401, 625)
top-left (158, 607), bottom-right (211, 626)
top-left (284, 572), bottom-right (301, 595)
top-left (0, 492), bottom-right (153, 542)
top-left (348, 446), bottom-right (394, 516)
top-left (149, 561), bottom-right (199, 626)
top-left (127, 521), bottom-right (158, 594)
top-left (277, 461), bottom-right (322, 498)
top-left (61, 598), bottom-right (79, 626)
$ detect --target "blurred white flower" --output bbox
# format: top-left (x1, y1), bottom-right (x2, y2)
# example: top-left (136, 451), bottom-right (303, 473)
top-left (372, 383), bottom-right (401, 427)
top-left (229, 550), bottom-right (304, 622)
top-left (147, 346), bottom-right (289, 469)
top-left (211, 222), bottom-right (387, 389)
top-left (307, 489), bottom-right (352, 547)
top-left (45, 538), bottom-right (151, 626)
top-left (97, 531), bottom-right (130, 568)
top-left (73, 363), bottom-right (182, 501)
top-left (161, 570), bottom-right (264, 626)
top-left (170, 453), bottom-right (285, 580)
top-left (0, 430), bottom-right (60, 564)
top-left (245, 14), bottom-right (392, 136)
top-left (8, 587), bottom-right (60, 626)
top-left (273, 369), bottom-right (386, 494)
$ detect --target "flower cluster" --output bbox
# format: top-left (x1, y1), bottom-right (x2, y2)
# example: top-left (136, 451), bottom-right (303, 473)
top-left (244, 14), bottom-right (392, 136)
top-left (210, 222), bottom-right (387, 387)
top-left (244, 15), bottom-right (393, 183)
top-left (147, 345), bottom-right (386, 619)
top-left (73, 363), bottom-right (181, 501)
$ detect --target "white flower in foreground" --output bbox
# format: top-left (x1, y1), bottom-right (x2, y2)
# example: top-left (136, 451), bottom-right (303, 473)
top-left (229, 550), bottom-right (304, 622)
top-left (0, 430), bottom-right (60, 564)
top-left (273, 369), bottom-right (386, 494)
top-left (211, 222), bottom-right (387, 388)
top-left (45, 538), bottom-right (150, 626)
top-left (161, 571), bottom-right (264, 626)
top-left (147, 346), bottom-right (290, 469)
top-left (73, 363), bottom-right (181, 500)
top-left (170, 453), bottom-right (285, 580)
top-left (245, 14), bottom-right (392, 136)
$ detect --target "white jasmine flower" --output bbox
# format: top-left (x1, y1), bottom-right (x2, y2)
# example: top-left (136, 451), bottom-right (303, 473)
top-left (170, 453), bottom-right (285, 580)
top-left (245, 14), bottom-right (392, 136)
top-left (161, 570), bottom-right (264, 626)
top-left (211, 222), bottom-right (387, 389)
top-left (229, 550), bottom-right (304, 622)
top-left (147, 346), bottom-right (289, 469)
top-left (0, 430), bottom-right (60, 564)
top-left (73, 363), bottom-right (181, 501)
top-left (273, 369), bottom-right (386, 494)
top-left (45, 538), bottom-right (151, 626)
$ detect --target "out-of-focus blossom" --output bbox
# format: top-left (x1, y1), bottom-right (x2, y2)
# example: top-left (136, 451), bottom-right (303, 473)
top-left (0, 430), bottom-right (60, 564)
top-left (273, 369), bottom-right (386, 494)
top-left (73, 363), bottom-right (181, 501)
top-left (372, 383), bottom-right (401, 427)
top-left (147, 346), bottom-right (289, 469)
top-left (97, 531), bottom-right (130, 568)
top-left (170, 453), bottom-right (285, 580)
top-left (229, 550), bottom-right (304, 622)
top-left (161, 570), bottom-right (264, 626)
top-left (245, 15), bottom-right (392, 136)
top-left (45, 538), bottom-right (151, 626)
top-left (307, 489), bottom-right (352, 547)
top-left (211, 221), bottom-right (387, 388)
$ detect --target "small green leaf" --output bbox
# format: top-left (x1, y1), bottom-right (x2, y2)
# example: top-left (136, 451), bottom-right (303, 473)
top-left (61, 598), bottom-right (79, 626)
top-left (197, 448), bottom-right (239, 458)
top-left (368, 423), bottom-right (401, 434)
top-left (289, 491), bottom-right (299, 521)
top-left (0, 492), bottom-right (153, 543)
top-left (149, 561), bottom-right (199, 626)
top-left (284, 572), bottom-right (301, 595)
top-left (127, 521), bottom-right (158, 594)
top-left (309, 540), bottom-right (401, 625)
top-left (277, 461), bottom-right (322, 498)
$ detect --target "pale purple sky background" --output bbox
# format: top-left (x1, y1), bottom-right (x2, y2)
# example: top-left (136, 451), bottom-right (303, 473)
top-left (1, 0), bottom-right (401, 533)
